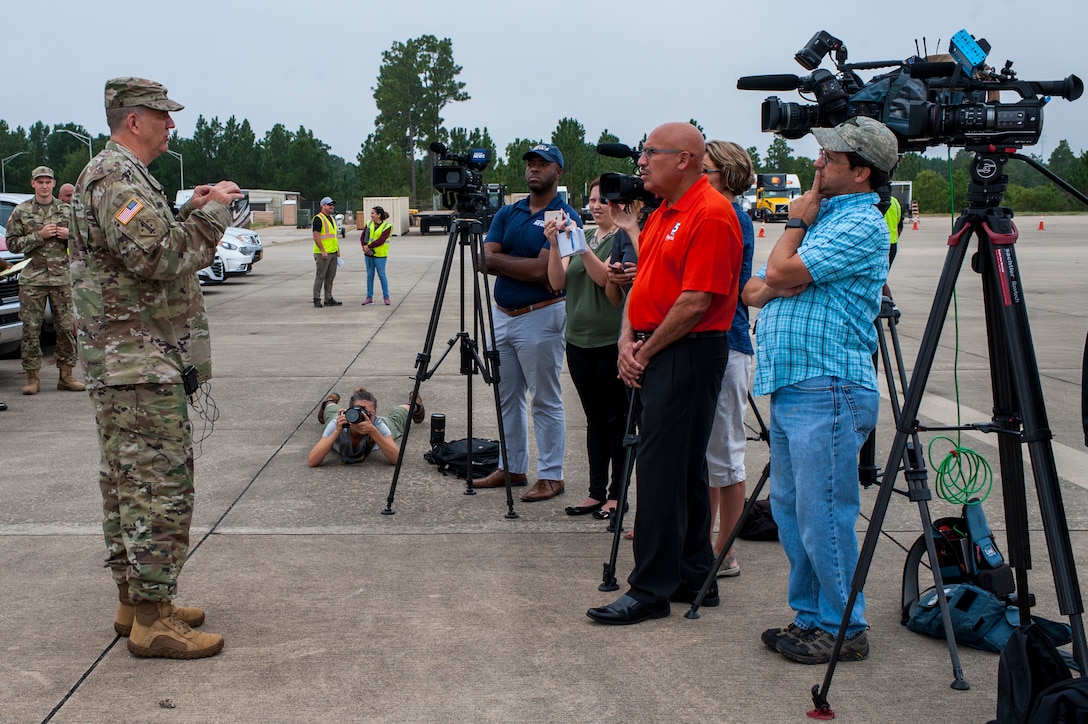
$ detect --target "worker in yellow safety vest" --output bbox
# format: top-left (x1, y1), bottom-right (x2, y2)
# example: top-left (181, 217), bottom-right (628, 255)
top-left (312, 196), bottom-right (341, 307)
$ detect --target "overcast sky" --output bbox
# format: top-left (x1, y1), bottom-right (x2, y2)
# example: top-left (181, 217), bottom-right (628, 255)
top-left (5, 1), bottom-right (1086, 170)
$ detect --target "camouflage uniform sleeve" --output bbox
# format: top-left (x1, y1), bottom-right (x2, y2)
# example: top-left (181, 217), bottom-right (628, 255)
top-left (4, 205), bottom-right (40, 255)
top-left (93, 180), bottom-right (229, 280)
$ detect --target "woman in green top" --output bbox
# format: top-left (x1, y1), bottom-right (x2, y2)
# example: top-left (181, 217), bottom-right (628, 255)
top-left (545, 178), bottom-right (633, 517)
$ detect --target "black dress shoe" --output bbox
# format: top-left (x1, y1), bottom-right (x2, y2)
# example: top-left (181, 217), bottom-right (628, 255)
top-left (586, 594), bottom-right (669, 625)
top-left (565, 500), bottom-right (605, 516)
top-left (324, 298), bottom-right (343, 306)
top-left (592, 501), bottom-right (629, 520)
top-left (669, 585), bottom-right (720, 608)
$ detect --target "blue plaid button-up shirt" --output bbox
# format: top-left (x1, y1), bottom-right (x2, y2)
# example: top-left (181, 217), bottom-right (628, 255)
top-left (751, 191), bottom-right (889, 397)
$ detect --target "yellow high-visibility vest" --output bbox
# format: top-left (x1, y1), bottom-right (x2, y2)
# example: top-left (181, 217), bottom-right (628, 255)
top-left (312, 213), bottom-right (339, 254)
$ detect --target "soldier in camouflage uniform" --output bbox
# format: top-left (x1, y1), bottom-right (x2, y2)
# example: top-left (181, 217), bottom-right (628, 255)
top-left (4, 166), bottom-right (85, 395)
top-left (70, 77), bottom-right (243, 660)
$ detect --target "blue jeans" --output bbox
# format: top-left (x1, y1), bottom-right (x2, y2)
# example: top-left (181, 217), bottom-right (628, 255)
top-left (366, 256), bottom-right (389, 298)
top-left (768, 376), bottom-right (878, 636)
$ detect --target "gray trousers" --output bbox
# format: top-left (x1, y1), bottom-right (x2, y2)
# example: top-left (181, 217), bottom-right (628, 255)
top-left (313, 254), bottom-right (338, 300)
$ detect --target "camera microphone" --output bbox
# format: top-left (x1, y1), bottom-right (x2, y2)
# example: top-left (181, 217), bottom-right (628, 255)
top-left (596, 143), bottom-right (636, 158)
top-left (736, 74), bottom-right (802, 91)
top-left (430, 141), bottom-right (448, 154)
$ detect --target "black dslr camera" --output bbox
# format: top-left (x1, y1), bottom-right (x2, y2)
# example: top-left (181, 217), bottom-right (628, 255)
top-left (595, 142), bottom-right (659, 206)
top-left (738, 29), bottom-right (1082, 152)
top-left (344, 406), bottom-right (370, 425)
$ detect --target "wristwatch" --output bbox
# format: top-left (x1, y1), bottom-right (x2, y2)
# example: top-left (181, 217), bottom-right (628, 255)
top-left (785, 217), bottom-right (809, 232)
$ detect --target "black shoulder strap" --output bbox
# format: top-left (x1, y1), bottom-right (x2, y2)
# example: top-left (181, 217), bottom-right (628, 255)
top-left (901, 533), bottom-right (929, 622)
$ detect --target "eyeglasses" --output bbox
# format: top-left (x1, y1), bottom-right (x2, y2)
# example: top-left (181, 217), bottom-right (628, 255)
top-left (818, 149), bottom-right (848, 166)
top-left (702, 168), bottom-right (721, 175)
top-left (639, 147), bottom-right (684, 160)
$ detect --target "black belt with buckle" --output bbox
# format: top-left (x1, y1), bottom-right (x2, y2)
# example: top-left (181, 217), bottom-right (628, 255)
top-left (633, 330), bottom-right (726, 342)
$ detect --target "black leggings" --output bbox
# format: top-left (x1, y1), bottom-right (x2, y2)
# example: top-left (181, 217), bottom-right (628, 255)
top-left (565, 342), bottom-right (627, 501)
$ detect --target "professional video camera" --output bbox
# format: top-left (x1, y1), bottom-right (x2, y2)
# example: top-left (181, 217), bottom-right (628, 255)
top-left (431, 141), bottom-right (492, 217)
top-left (737, 29), bottom-right (1082, 152)
top-left (595, 142), bottom-right (659, 206)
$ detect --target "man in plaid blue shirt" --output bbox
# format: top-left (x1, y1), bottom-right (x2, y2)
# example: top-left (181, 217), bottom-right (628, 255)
top-left (743, 117), bottom-right (897, 665)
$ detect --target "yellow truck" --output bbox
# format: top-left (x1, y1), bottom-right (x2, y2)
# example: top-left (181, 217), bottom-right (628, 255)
top-left (753, 173), bottom-right (800, 222)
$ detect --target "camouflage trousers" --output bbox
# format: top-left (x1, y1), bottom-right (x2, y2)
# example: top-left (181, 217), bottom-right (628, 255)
top-left (91, 384), bottom-right (194, 602)
top-left (20, 284), bottom-right (78, 371)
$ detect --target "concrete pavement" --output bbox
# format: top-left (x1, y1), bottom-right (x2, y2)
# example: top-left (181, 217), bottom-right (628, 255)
top-left (2, 215), bottom-right (1087, 722)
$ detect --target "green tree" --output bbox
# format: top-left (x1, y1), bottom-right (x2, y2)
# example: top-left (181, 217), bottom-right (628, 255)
top-left (746, 146), bottom-right (762, 174)
top-left (551, 118), bottom-right (592, 206)
top-left (373, 35), bottom-right (469, 202)
top-left (356, 132), bottom-right (410, 201)
top-left (913, 169), bottom-right (951, 216)
top-left (765, 136), bottom-right (795, 171)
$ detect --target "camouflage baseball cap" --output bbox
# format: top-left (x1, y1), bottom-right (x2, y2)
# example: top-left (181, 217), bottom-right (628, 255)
top-left (31, 166), bottom-right (54, 180)
top-left (104, 77), bottom-right (184, 112)
top-left (812, 116), bottom-right (899, 172)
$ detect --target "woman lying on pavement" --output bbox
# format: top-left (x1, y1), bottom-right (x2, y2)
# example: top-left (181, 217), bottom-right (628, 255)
top-left (307, 387), bottom-right (425, 467)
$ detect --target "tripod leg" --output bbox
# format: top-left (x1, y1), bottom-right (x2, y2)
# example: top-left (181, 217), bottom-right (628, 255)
top-left (977, 217), bottom-right (1088, 670)
top-left (468, 223), bottom-right (519, 519)
top-left (811, 219), bottom-right (977, 714)
top-left (600, 388), bottom-right (639, 592)
top-left (686, 461), bottom-right (769, 619)
top-left (383, 221), bottom-right (462, 514)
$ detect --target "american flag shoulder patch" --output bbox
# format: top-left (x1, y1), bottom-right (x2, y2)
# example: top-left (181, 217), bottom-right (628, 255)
top-left (115, 198), bottom-right (144, 225)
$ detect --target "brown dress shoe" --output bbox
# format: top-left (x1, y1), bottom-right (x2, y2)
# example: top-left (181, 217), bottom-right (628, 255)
top-left (521, 478), bottom-right (564, 502)
top-left (470, 468), bottom-right (527, 488)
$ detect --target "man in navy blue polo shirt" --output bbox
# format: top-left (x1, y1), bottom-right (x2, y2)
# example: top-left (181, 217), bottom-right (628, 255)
top-left (471, 143), bottom-right (582, 502)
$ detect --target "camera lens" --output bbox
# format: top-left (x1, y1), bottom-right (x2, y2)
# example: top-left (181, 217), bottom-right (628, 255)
top-left (430, 413), bottom-right (446, 448)
top-left (345, 406), bottom-right (368, 424)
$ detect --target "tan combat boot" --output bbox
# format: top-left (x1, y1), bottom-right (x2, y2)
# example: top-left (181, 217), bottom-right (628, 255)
top-left (114, 582), bottom-right (205, 637)
top-left (57, 365), bottom-right (86, 392)
top-left (128, 600), bottom-right (223, 659)
top-left (21, 369), bottom-right (40, 395)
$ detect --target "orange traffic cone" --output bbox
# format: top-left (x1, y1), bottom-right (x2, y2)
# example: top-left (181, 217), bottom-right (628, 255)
top-left (758, 221), bottom-right (765, 238)
top-left (912, 218), bottom-right (919, 231)
top-left (1038, 216), bottom-right (1046, 231)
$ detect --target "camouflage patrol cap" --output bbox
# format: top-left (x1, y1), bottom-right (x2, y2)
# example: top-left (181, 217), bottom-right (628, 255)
top-left (31, 166), bottom-right (55, 180)
top-left (812, 116), bottom-right (899, 173)
top-left (104, 77), bottom-right (184, 112)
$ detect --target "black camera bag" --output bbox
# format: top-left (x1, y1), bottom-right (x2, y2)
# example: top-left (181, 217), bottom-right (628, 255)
top-left (424, 438), bottom-right (499, 480)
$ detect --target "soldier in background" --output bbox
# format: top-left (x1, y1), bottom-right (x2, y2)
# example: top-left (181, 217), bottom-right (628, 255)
top-left (70, 77), bottom-right (243, 660)
top-left (58, 183), bottom-right (75, 204)
top-left (4, 166), bottom-right (85, 395)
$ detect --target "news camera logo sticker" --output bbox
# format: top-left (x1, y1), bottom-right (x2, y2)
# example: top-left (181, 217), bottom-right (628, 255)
top-left (976, 158), bottom-right (999, 180)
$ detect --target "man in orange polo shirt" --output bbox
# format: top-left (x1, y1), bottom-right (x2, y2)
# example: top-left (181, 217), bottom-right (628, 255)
top-left (588, 122), bottom-right (742, 625)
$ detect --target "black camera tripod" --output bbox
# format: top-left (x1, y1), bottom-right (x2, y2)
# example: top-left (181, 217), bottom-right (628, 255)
top-left (383, 214), bottom-right (519, 519)
top-left (810, 149), bottom-right (1088, 718)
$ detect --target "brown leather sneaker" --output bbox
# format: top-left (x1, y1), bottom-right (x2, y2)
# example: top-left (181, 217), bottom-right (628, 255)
top-left (470, 468), bottom-right (527, 488)
top-left (521, 478), bottom-right (565, 502)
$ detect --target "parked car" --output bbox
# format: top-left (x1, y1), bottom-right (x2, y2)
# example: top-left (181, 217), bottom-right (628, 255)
top-left (0, 222), bottom-right (23, 356)
top-left (218, 226), bottom-right (262, 276)
top-left (198, 254), bottom-right (226, 285)
top-left (1, 193), bottom-right (35, 357)
top-left (0, 192), bottom-right (33, 229)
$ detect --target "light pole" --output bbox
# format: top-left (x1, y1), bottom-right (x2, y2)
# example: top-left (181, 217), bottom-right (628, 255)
top-left (2, 151), bottom-right (28, 193)
top-left (166, 150), bottom-right (184, 192)
top-left (58, 129), bottom-right (93, 161)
